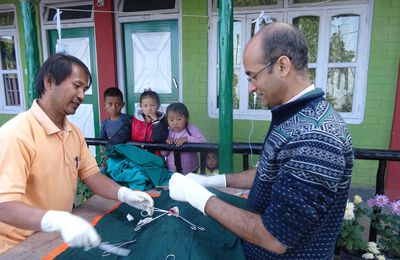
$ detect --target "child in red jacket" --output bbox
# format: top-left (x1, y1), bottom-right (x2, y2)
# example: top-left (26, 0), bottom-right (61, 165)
top-left (131, 90), bottom-right (168, 143)
top-left (108, 90), bottom-right (168, 149)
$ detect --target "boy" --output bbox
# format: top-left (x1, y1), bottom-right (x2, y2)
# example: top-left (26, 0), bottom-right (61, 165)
top-left (205, 151), bottom-right (219, 176)
top-left (100, 87), bottom-right (132, 141)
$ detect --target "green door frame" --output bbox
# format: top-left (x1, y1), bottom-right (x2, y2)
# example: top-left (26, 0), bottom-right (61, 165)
top-left (48, 27), bottom-right (100, 137)
top-left (123, 19), bottom-right (179, 114)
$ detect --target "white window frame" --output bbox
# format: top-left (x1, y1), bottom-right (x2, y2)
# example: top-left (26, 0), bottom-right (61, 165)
top-left (208, 0), bottom-right (372, 124)
top-left (0, 4), bottom-right (25, 114)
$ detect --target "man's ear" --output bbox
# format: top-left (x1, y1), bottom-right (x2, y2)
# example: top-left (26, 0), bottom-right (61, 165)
top-left (43, 73), bottom-right (54, 90)
top-left (277, 56), bottom-right (291, 76)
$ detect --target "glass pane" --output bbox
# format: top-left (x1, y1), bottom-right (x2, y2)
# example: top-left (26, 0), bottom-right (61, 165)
top-left (233, 21), bottom-right (242, 65)
top-left (309, 68), bottom-right (316, 84)
top-left (0, 11), bottom-right (14, 26)
top-left (123, 0), bottom-right (175, 12)
top-left (233, 68), bottom-right (240, 109)
top-left (248, 92), bottom-right (264, 110)
top-left (216, 0), bottom-right (278, 8)
top-left (47, 5), bottom-right (92, 21)
top-left (329, 15), bottom-right (359, 63)
top-left (293, 16), bottom-right (319, 63)
top-left (233, 0), bottom-right (278, 7)
top-left (0, 35), bottom-right (16, 70)
top-left (294, 0), bottom-right (342, 3)
top-left (251, 16), bottom-right (278, 37)
top-left (326, 67), bottom-right (355, 112)
top-left (216, 68), bottom-right (240, 109)
top-left (3, 73), bottom-right (20, 106)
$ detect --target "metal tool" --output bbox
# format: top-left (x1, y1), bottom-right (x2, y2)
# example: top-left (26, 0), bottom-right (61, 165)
top-left (174, 214), bottom-right (206, 231)
top-left (134, 212), bottom-right (168, 231)
top-left (99, 239), bottom-right (135, 257)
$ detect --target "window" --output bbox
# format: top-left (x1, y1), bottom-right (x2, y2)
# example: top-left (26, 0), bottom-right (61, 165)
top-left (42, 1), bottom-right (94, 25)
top-left (0, 6), bottom-right (24, 113)
top-left (117, 0), bottom-right (179, 16)
top-left (208, 0), bottom-right (372, 124)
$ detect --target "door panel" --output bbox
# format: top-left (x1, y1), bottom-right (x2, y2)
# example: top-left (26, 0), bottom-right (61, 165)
top-left (48, 28), bottom-right (99, 156)
top-left (123, 19), bottom-right (179, 114)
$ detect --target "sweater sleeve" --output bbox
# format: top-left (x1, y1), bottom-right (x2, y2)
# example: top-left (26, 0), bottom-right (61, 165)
top-left (152, 115), bottom-right (169, 142)
top-left (262, 130), bottom-right (348, 247)
top-left (107, 115), bottom-right (132, 147)
top-left (186, 124), bottom-right (207, 143)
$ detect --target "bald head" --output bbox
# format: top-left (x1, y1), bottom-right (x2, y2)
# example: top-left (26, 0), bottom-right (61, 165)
top-left (245, 22), bottom-right (309, 74)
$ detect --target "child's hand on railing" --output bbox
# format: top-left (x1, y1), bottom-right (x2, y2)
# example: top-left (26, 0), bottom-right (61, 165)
top-left (174, 137), bottom-right (188, 147)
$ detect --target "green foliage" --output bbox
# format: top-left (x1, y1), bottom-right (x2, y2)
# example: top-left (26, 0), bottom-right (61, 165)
top-left (369, 207), bottom-right (400, 258)
top-left (326, 93), bottom-right (337, 108)
top-left (293, 16), bottom-right (319, 63)
top-left (336, 198), bottom-right (367, 255)
top-left (74, 179), bottom-right (94, 207)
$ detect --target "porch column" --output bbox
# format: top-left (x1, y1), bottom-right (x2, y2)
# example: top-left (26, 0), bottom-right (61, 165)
top-left (218, 0), bottom-right (234, 173)
top-left (21, 0), bottom-right (40, 107)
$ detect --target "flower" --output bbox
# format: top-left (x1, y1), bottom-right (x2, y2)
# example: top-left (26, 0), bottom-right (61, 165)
top-left (362, 252), bottom-right (375, 259)
top-left (367, 194), bottom-right (400, 258)
top-left (390, 200), bottom-right (400, 216)
top-left (367, 242), bottom-right (380, 255)
top-left (344, 201), bottom-right (355, 220)
top-left (354, 195), bottom-right (363, 204)
top-left (337, 195), bottom-right (368, 255)
top-left (337, 195), bottom-right (398, 259)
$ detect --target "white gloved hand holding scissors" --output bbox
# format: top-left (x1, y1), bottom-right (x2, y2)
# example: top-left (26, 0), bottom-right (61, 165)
top-left (118, 187), bottom-right (154, 216)
top-left (41, 210), bottom-right (101, 249)
top-left (169, 173), bottom-right (215, 214)
top-left (185, 172), bottom-right (226, 188)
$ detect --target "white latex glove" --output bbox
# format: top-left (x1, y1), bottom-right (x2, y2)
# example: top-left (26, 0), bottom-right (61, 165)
top-left (118, 187), bottom-right (154, 216)
top-left (169, 172), bottom-right (215, 214)
top-left (186, 172), bottom-right (226, 188)
top-left (41, 210), bottom-right (101, 249)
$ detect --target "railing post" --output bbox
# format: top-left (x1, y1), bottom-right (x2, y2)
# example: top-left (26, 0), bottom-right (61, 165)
top-left (368, 159), bottom-right (387, 242)
top-left (243, 153), bottom-right (249, 171)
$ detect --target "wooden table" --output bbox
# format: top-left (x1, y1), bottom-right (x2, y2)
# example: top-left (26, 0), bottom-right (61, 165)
top-left (1, 195), bottom-right (118, 260)
top-left (2, 188), bottom-right (247, 259)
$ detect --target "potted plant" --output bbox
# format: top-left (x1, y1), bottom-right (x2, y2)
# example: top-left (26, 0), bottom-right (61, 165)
top-left (367, 195), bottom-right (400, 259)
top-left (337, 195), bottom-right (368, 259)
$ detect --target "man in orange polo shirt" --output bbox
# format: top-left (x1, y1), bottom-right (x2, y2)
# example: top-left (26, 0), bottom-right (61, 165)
top-left (0, 53), bottom-right (154, 254)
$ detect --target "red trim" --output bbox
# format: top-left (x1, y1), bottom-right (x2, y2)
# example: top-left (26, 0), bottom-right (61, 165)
top-left (386, 63), bottom-right (400, 200)
top-left (93, 0), bottom-right (118, 122)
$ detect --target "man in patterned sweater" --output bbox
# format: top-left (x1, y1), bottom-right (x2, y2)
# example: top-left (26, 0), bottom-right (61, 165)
top-left (168, 22), bottom-right (353, 259)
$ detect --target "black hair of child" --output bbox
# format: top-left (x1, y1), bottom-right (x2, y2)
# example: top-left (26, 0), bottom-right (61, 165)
top-left (104, 87), bottom-right (123, 100)
top-left (166, 102), bottom-right (192, 136)
top-left (140, 89), bottom-right (160, 106)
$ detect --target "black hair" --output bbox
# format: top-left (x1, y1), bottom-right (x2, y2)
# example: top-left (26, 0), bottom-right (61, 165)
top-left (104, 87), bottom-right (123, 100)
top-left (140, 89), bottom-right (160, 107)
top-left (166, 102), bottom-right (190, 121)
top-left (166, 102), bottom-right (191, 135)
top-left (35, 53), bottom-right (92, 98)
top-left (261, 23), bottom-right (308, 73)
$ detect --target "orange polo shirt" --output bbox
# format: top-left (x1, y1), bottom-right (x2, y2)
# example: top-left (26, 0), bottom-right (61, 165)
top-left (0, 100), bottom-right (99, 254)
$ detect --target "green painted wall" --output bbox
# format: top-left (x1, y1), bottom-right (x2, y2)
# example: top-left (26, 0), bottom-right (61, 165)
top-left (181, 0), bottom-right (400, 185)
top-left (0, 0), bottom-right (42, 124)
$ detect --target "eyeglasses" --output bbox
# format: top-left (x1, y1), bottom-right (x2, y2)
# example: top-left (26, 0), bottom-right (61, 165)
top-left (247, 57), bottom-right (278, 83)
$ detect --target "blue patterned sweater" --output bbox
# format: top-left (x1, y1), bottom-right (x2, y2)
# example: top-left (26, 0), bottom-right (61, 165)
top-left (243, 88), bottom-right (354, 259)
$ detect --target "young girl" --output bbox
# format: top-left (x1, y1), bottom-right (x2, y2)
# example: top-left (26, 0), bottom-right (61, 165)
top-left (131, 90), bottom-right (168, 143)
top-left (108, 89), bottom-right (168, 149)
top-left (162, 102), bottom-right (206, 174)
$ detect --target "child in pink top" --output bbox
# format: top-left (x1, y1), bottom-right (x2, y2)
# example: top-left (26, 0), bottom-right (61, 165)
top-left (161, 102), bottom-right (206, 174)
